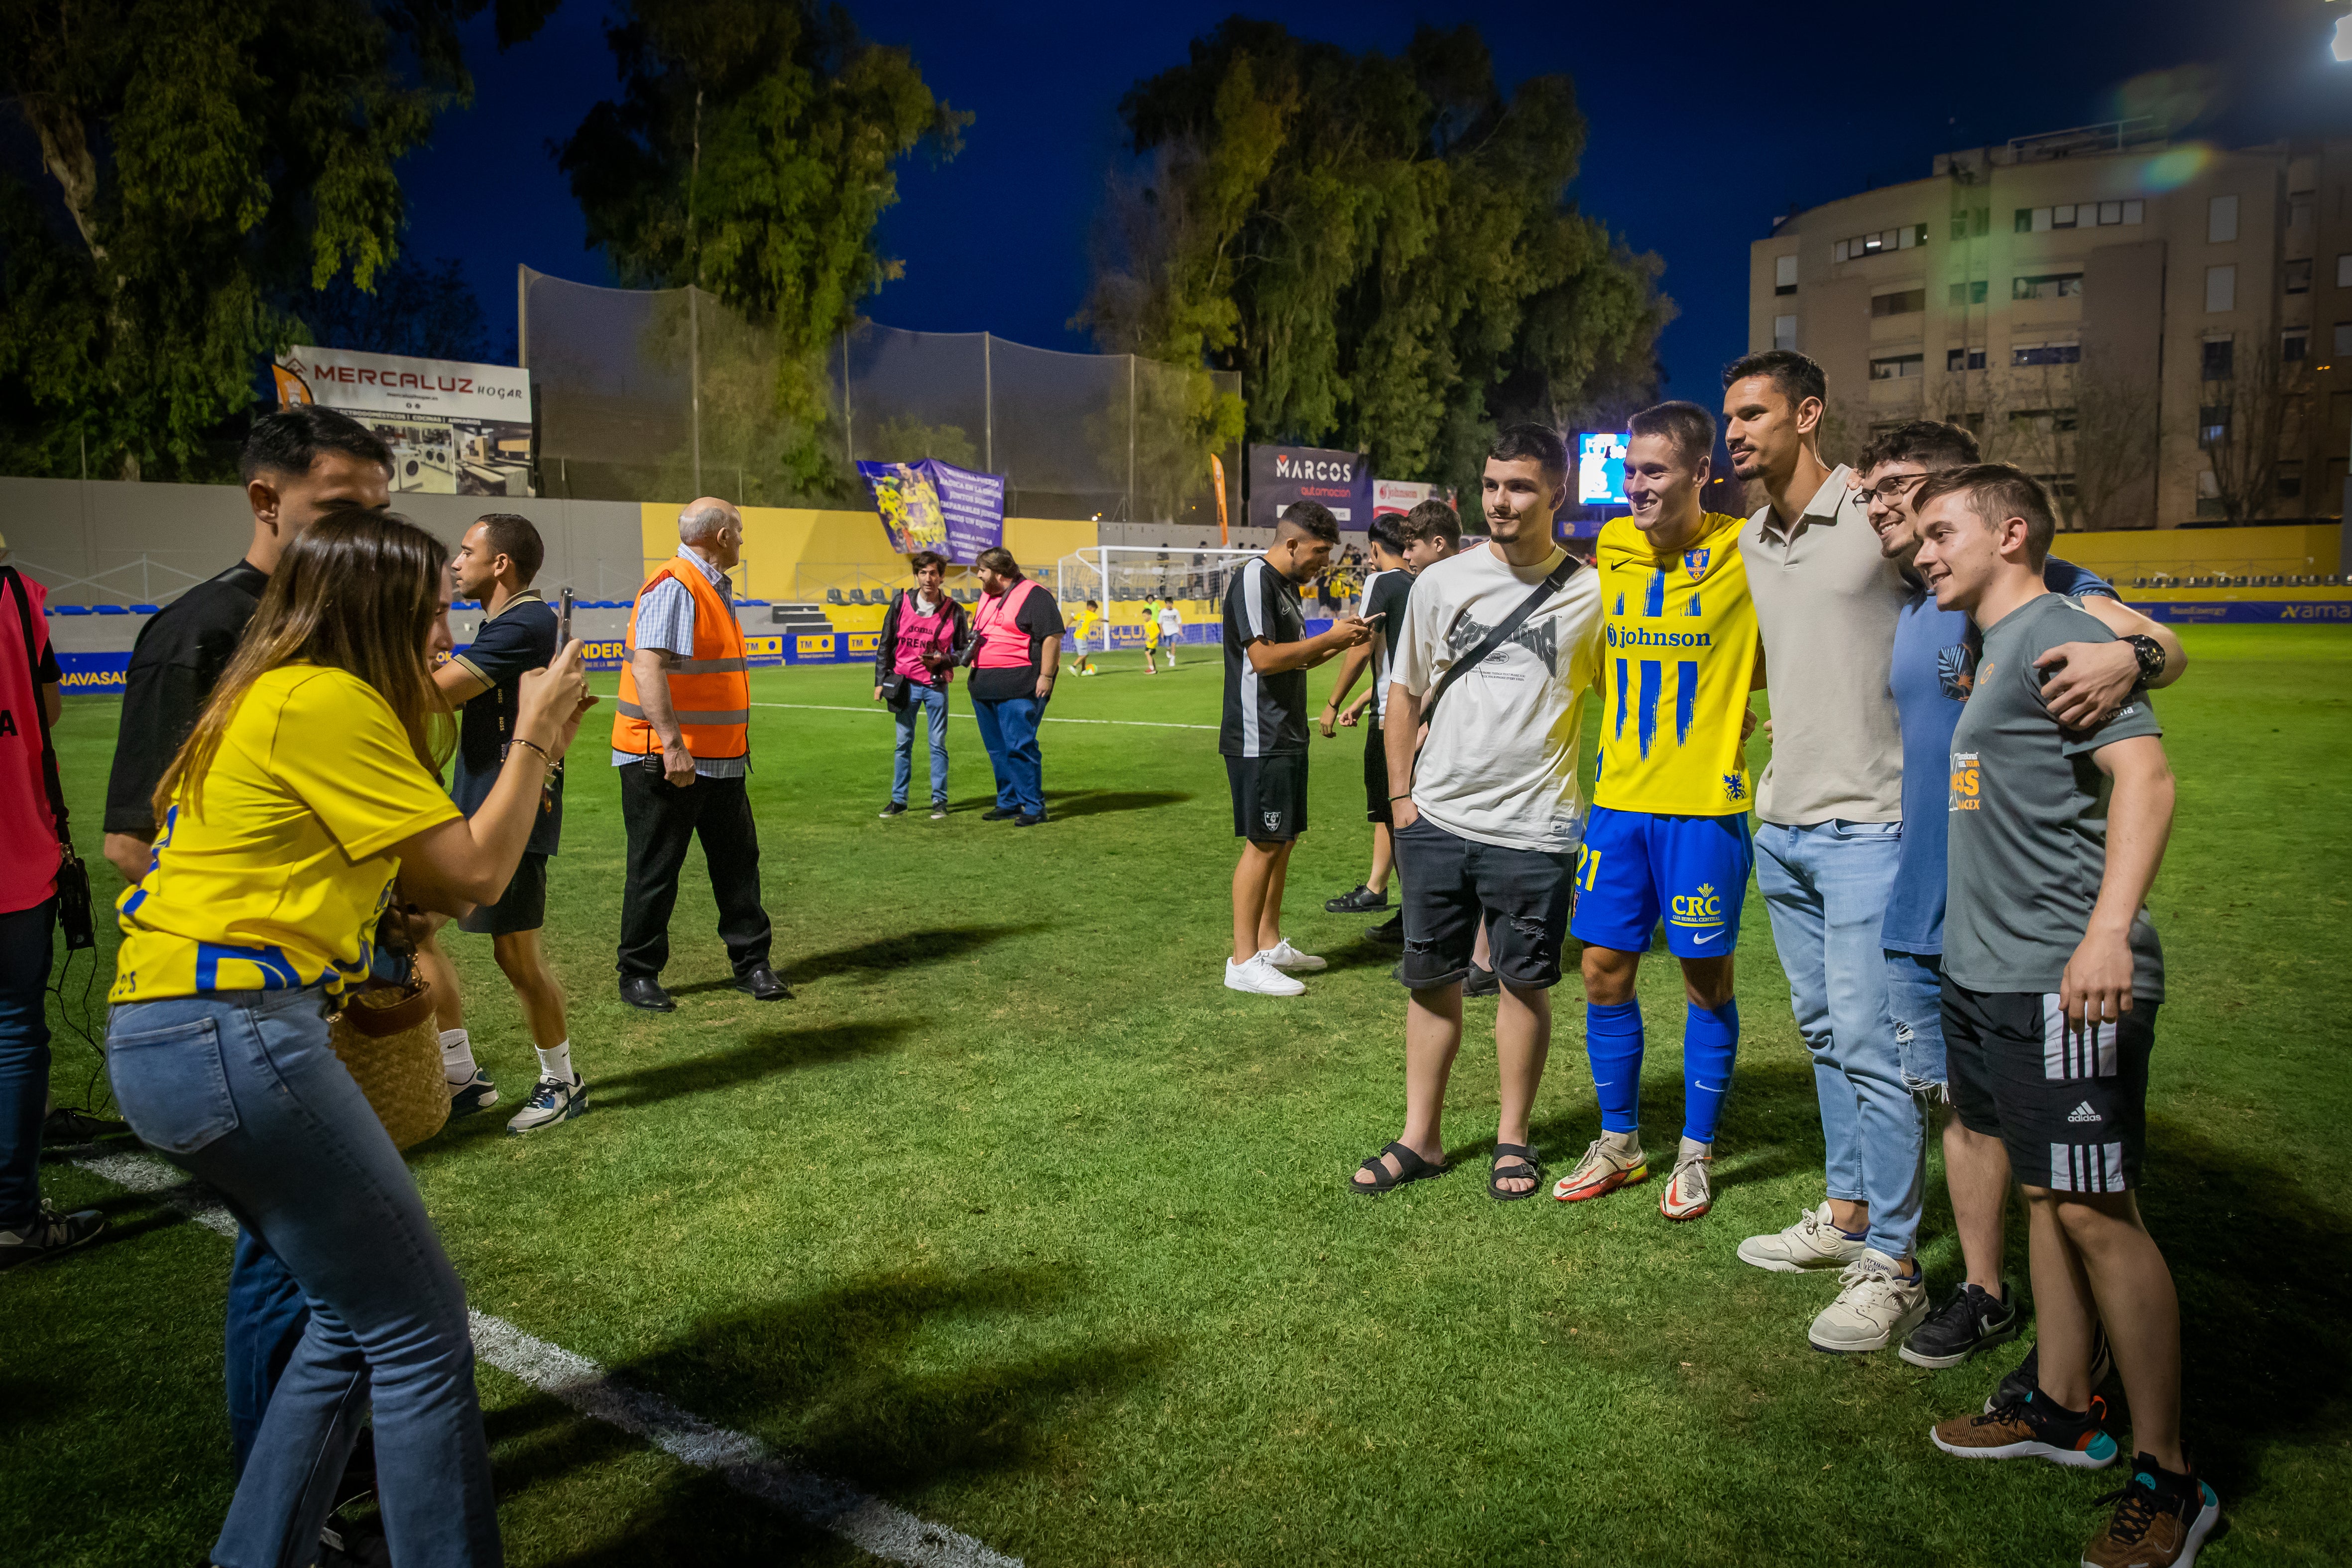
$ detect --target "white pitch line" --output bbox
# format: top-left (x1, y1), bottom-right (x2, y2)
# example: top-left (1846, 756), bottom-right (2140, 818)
top-left (749, 701), bottom-right (1216, 731)
top-left (68, 1148), bottom-right (1020, 1568)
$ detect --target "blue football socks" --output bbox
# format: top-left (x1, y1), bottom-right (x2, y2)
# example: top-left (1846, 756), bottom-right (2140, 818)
top-left (1586, 1000), bottom-right (1645, 1134)
top-left (1681, 999), bottom-right (1740, 1144)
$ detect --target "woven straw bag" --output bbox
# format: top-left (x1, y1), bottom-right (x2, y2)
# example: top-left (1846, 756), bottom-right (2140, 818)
top-left (327, 977), bottom-right (450, 1150)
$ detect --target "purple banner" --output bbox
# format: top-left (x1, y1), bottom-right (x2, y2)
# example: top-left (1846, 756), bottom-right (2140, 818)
top-left (857, 458), bottom-right (1005, 564)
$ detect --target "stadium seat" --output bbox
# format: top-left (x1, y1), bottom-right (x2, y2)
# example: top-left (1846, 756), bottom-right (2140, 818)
top-left (51, 604), bottom-right (90, 615)
top-left (826, 588), bottom-right (844, 604)
top-left (94, 603), bottom-right (127, 614)
top-left (130, 603), bottom-right (160, 614)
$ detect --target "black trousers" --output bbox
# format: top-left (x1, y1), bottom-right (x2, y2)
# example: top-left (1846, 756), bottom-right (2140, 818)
top-left (617, 764), bottom-right (773, 980)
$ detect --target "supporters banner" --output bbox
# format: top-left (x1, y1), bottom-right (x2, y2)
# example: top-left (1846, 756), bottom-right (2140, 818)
top-left (1248, 444), bottom-right (1372, 530)
top-left (856, 459), bottom-right (1005, 564)
top-left (273, 345), bottom-right (534, 497)
top-left (1372, 478), bottom-right (1456, 519)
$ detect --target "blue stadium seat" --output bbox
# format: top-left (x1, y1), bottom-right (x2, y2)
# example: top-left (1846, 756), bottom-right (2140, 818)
top-left (50, 604), bottom-right (90, 616)
top-left (94, 603), bottom-right (127, 614)
top-left (131, 603), bottom-right (160, 614)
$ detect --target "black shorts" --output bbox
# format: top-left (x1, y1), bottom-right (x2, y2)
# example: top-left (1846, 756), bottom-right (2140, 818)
top-left (1943, 977), bottom-right (2157, 1195)
top-left (1228, 753), bottom-right (1308, 842)
top-left (458, 852), bottom-right (549, 937)
top-left (1363, 721), bottom-right (1392, 824)
top-left (1391, 815), bottom-right (1574, 990)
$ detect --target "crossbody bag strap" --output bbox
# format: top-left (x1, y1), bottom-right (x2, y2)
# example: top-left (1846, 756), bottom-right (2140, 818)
top-left (3, 567), bottom-right (71, 849)
top-left (1419, 554), bottom-right (1582, 728)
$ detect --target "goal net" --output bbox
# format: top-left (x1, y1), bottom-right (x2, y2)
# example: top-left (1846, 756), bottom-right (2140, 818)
top-left (1054, 545), bottom-right (1263, 651)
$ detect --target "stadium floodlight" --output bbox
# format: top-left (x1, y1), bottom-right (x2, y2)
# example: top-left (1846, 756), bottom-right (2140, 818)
top-left (1056, 544), bottom-right (1270, 652)
top-left (2337, 15), bottom-right (2352, 62)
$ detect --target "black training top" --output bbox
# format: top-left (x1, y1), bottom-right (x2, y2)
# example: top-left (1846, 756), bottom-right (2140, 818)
top-left (103, 559), bottom-right (269, 838)
top-left (1220, 555), bottom-right (1308, 758)
top-left (451, 591), bottom-right (563, 857)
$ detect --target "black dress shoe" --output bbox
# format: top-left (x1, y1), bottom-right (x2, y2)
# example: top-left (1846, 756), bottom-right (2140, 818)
top-left (1463, 963), bottom-right (1501, 997)
top-left (619, 976), bottom-right (676, 1012)
top-left (981, 806), bottom-right (1019, 821)
top-left (1366, 912), bottom-right (1405, 947)
top-left (735, 964), bottom-right (792, 1001)
top-left (1014, 812), bottom-right (1047, 827)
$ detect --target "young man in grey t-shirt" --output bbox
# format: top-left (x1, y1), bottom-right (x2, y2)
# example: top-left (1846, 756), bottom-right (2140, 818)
top-left (1910, 466), bottom-right (2216, 1568)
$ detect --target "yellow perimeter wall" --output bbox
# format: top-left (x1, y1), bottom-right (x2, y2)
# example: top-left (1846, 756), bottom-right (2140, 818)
top-left (636, 505), bottom-right (1099, 603)
top-left (2055, 522), bottom-right (2341, 582)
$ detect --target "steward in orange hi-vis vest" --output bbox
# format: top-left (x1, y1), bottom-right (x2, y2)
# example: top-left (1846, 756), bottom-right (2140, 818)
top-left (612, 558), bottom-right (750, 759)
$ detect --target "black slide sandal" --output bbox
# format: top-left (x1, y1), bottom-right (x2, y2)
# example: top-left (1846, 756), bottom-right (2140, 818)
top-left (1350, 1140), bottom-right (1444, 1195)
top-left (1489, 1143), bottom-right (1543, 1202)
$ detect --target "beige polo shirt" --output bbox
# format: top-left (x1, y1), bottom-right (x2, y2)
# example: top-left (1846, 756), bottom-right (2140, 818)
top-left (1739, 463), bottom-right (1907, 826)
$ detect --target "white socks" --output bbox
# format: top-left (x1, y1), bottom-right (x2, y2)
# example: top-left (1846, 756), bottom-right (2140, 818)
top-left (535, 1041), bottom-right (575, 1085)
top-left (440, 1028), bottom-right (477, 1086)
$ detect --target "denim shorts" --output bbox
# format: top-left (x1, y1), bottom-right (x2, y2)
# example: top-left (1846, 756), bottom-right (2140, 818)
top-left (1392, 815), bottom-right (1575, 990)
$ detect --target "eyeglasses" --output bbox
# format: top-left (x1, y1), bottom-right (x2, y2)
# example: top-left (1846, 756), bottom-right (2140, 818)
top-left (1853, 472), bottom-right (1931, 505)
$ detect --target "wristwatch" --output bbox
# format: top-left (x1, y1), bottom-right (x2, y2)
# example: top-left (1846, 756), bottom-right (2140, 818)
top-left (2123, 633), bottom-right (2165, 690)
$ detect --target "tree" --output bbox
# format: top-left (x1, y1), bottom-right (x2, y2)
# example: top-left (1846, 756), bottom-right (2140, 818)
top-left (0, 0), bottom-right (552, 480)
top-left (1079, 19), bottom-right (1671, 494)
top-left (559, 0), bottom-right (967, 499)
top-left (2198, 332), bottom-right (2304, 526)
top-left (1924, 353), bottom-right (2162, 529)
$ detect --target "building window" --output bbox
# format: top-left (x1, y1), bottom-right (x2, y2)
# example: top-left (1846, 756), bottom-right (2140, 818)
top-left (2010, 409), bottom-right (2079, 436)
top-left (2203, 338), bottom-right (2235, 378)
top-left (2278, 460), bottom-right (2305, 499)
top-left (2285, 330), bottom-right (2310, 362)
top-left (2209, 194), bottom-right (2239, 243)
top-left (2198, 406), bottom-right (2230, 447)
top-left (2016, 201), bottom-right (2141, 232)
top-left (2337, 322), bottom-right (2352, 357)
top-left (1949, 207), bottom-right (1989, 240)
top-left (1832, 224), bottom-right (1929, 262)
top-left (2287, 259), bottom-right (2313, 295)
top-left (2206, 265), bottom-right (2237, 313)
top-left (2036, 473), bottom-right (2080, 501)
top-left (1869, 354), bottom-right (1924, 380)
top-left (2012, 342), bottom-right (2082, 367)
top-left (1774, 254), bottom-right (1798, 295)
top-left (2339, 253), bottom-right (2352, 288)
top-left (1948, 279), bottom-right (1989, 306)
top-left (2291, 197), bottom-right (2315, 231)
top-left (1947, 347), bottom-right (1987, 372)
top-left (1871, 288), bottom-right (1927, 317)
top-left (1772, 314), bottom-right (1797, 351)
top-left (2012, 272), bottom-right (2085, 301)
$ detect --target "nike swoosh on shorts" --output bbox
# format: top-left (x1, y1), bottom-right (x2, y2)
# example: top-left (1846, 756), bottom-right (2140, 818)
top-left (1692, 929), bottom-right (1725, 944)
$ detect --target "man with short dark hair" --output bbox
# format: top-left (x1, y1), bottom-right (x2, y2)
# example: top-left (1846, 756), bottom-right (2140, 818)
top-left (414, 513), bottom-right (588, 1134)
top-left (1220, 501), bottom-right (1370, 996)
top-left (874, 550), bottom-right (967, 819)
top-left (96, 405), bottom-right (392, 1477)
top-left (1319, 509), bottom-right (1414, 919)
top-left (967, 546), bottom-right (1062, 826)
top-left (1722, 350), bottom-right (1929, 1352)
top-left (1910, 465), bottom-right (2216, 1568)
top-left (1350, 425), bottom-right (1603, 1198)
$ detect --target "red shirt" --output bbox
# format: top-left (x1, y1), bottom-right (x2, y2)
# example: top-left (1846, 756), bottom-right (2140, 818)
top-left (0, 570), bottom-right (62, 913)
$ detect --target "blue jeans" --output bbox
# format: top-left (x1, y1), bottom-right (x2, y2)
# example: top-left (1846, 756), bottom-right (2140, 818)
top-left (227, 1231), bottom-right (311, 1477)
top-left (1885, 950), bottom-right (1948, 1095)
top-left (1755, 820), bottom-right (1924, 1263)
top-left (107, 985), bottom-right (500, 1568)
top-left (971, 694), bottom-right (1044, 815)
top-left (892, 683), bottom-right (950, 805)
top-left (0, 898), bottom-right (56, 1233)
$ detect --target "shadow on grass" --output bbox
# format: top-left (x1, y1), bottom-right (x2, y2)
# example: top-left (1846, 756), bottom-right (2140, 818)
top-left (659, 923), bottom-right (1045, 1001)
top-left (595, 1021), bottom-right (917, 1112)
top-left (1037, 788), bottom-right (1191, 820)
top-left (487, 1264), bottom-right (1169, 1564)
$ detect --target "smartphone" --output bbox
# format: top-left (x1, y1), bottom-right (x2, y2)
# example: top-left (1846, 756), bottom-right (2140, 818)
top-left (558, 586), bottom-right (575, 647)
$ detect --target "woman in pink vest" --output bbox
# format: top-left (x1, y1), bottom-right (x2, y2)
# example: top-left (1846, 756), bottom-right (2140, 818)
top-left (964, 547), bottom-right (1063, 826)
top-left (872, 550), bottom-right (969, 819)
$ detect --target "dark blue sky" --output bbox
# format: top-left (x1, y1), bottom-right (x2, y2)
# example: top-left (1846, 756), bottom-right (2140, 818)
top-left (400, 0), bottom-right (2347, 402)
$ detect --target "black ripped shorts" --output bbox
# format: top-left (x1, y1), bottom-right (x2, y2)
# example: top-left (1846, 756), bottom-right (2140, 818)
top-left (1390, 814), bottom-right (1575, 990)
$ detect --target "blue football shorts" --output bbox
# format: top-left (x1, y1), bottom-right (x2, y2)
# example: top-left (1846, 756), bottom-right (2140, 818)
top-left (1569, 807), bottom-right (1754, 959)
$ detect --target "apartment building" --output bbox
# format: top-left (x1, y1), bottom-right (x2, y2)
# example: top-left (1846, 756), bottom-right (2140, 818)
top-left (1749, 121), bottom-right (2352, 529)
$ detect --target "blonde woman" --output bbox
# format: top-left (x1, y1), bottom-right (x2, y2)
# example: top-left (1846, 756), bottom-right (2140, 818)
top-left (105, 509), bottom-right (591, 1567)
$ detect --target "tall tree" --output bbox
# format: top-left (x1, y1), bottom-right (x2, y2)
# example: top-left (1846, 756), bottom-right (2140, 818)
top-left (559, 0), bottom-right (966, 499)
top-left (0, 0), bottom-right (551, 480)
top-left (1080, 19), bottom-right (1672, 492)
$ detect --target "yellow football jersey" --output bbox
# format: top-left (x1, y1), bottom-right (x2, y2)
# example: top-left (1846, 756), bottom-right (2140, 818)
top-left (1592, 511), bottom-right (1760, 816)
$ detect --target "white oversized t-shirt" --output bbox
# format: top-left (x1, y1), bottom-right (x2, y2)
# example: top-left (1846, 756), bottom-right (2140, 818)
top-left (1390, 542), bottom-right (1605, 853)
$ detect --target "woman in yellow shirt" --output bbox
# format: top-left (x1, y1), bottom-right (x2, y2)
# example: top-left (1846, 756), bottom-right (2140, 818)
top-left (105, 510), bottom-right (590, 1568)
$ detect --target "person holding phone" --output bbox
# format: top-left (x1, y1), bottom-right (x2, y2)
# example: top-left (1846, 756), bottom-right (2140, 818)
top-left (104, 508), bottom-right (594, 1568)
top-left (873, 550), bottom-right (968, 820)
top-left (412, 513), bottom-right (589, 1133)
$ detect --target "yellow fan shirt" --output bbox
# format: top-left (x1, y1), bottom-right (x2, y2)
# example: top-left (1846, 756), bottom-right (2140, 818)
top-left (1592, 510), bottom-right (1761, 817)
top-left (110, 664), bottom-right (462, 1003)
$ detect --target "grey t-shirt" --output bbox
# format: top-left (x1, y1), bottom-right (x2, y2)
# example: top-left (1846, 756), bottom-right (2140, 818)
top-left (1944, 593), bottom-right (2164, 999)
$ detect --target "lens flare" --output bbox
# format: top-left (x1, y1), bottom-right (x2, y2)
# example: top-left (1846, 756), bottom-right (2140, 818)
top-left (2142, 143), bottom-right (2215, 193)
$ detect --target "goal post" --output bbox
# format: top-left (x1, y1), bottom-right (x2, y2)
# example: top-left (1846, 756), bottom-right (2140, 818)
top-left (1054, 545), bottom-right (1264, 653)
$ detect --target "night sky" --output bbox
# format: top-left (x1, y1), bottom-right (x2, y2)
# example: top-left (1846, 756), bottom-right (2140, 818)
top-left (399, 0), bottom-right (2352, 406)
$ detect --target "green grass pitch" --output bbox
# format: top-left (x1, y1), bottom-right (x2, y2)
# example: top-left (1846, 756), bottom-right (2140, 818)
top-left (7, 625), bottom-right (2350, 1566)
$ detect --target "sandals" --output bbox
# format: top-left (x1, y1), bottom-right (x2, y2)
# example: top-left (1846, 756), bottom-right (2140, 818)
top-left (1350, 1140), bottom-right (1445, 1195)
top-left (1489, 1143), bottom-right (1544, 1202)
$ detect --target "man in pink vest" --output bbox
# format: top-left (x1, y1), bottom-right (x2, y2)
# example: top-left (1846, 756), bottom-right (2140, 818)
top-left (873, 550), bottom-right (969, 819)
top-left (966, 547), bottom-right (1063, 826)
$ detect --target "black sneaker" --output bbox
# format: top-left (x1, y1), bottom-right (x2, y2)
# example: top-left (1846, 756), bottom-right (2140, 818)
top-left (1014, 812), bottom-right (1048, 827)
top-left (982, 806), bottom-right (1019, 821)
top-left (42, 1106), bottom-right (127, 1144)
top-left (1463, 963), bottom-right (1501, 997)
top-left (0, 1200), bottom-right (107, 1270)
top-left (878, 801), bottom-right (908, 818)
top-left (1900, 1281), bottom-right (2022, 1369)
top-left (1990, 1322), bottom-right (2114, 1413)
top-left (1366, 912), bottom-right (1405, 947)
top-left (1325, 883), bottom-right (1391, 914)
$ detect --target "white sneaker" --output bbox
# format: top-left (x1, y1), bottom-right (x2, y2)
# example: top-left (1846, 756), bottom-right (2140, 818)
top-left (1658, 1137), bottom-right (1715, 1221)
top-left (1259, 940), bottom-right (1326, 971)
top-left (1224, 954), bottom-right (1305, 996)
top-left (1807, 1249), bottom-right (1929, 1353)
top-left (1736, 1201), bottom-right (1868, 1274)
